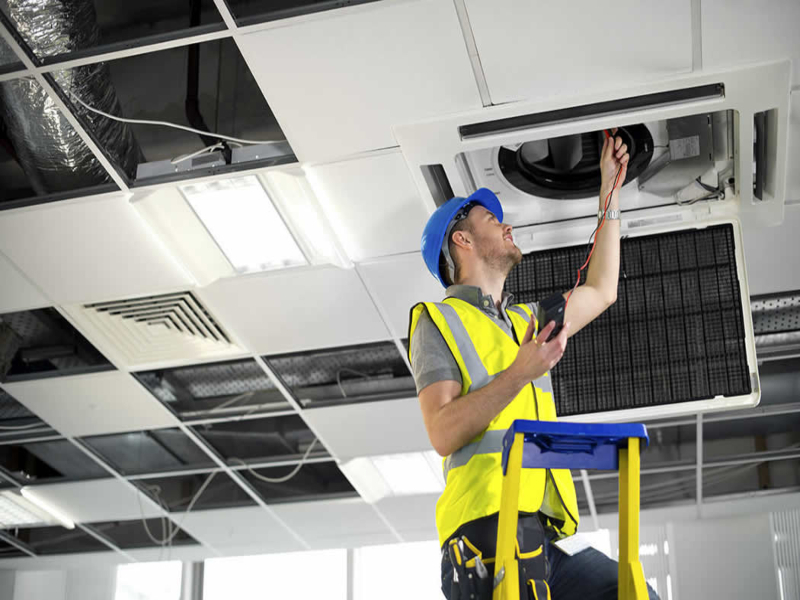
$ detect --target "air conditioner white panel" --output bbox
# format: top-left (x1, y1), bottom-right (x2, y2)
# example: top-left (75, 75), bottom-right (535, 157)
top-left (396, 62), bottom-right (791, 228)
top-left (464, 0), bottom-right (693, 105)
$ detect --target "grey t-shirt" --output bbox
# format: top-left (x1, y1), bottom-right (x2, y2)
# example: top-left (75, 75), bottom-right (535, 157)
top-left (409, 285), bottom-right (538, 394)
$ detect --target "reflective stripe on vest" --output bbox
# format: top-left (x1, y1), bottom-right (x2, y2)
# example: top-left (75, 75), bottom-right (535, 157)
top-left (435, 303), bottom-right (498, 393)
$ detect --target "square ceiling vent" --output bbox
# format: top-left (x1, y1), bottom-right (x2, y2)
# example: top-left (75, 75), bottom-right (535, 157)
top-left (62, 291), bottom-right (246, 370)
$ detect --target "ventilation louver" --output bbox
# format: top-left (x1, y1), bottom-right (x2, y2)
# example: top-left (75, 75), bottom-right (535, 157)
top-left (64, 292), bottom-right (245, 369)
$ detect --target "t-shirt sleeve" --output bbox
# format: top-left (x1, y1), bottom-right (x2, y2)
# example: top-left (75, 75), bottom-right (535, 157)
top-left (409, 309), bottom-right (462, 394)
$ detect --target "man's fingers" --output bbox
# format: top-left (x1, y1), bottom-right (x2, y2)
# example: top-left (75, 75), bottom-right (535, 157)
top-left (615, 136), bottom-right (622, 151)
top-left (616, 143), bottom-right (628, 159)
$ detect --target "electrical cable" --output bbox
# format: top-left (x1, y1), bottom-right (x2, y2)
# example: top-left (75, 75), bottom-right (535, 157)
top-left (66, 91), bottom-right (281, 146)
top-left (230, 438), bottom-right (318, 484)
top-left (138, 470), bottom-right (219, 547)
top-left (171, 143), bottom-right (224, 165)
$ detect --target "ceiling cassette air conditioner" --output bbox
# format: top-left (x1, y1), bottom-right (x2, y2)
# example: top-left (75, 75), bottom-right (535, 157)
top-left (395, 62), bottom-right (792, 422)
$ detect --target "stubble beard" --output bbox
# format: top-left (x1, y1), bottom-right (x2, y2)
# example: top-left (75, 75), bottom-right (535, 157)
top-left (478, 240), bottom-right (523, 278)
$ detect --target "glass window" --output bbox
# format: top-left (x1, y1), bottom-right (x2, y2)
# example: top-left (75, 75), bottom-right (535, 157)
top-left (204, 549), bottom-right (347, 599)
top-left (354, 541), bottom-right (442, 600)
top-left (115, 560), bottom-right (182, 600)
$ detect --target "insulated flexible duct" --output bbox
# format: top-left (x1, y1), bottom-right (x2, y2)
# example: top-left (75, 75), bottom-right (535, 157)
top-left (0, 0), bottom-right (140, 194)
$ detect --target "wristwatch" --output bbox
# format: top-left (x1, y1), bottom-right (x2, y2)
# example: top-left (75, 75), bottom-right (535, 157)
top-left (598, 209), bottom-right (620, 220)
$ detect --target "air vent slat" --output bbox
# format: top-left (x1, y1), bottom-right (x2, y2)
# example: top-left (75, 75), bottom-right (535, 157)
top-left (70, 292), bottom-right (243, 369)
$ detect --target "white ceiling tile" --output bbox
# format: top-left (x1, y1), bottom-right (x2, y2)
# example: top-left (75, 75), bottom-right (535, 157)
top-left (306, 151), bottom-right (429, 261)
top-left (198, 266), bottom-right (389, 355)
top-left (2, 371), bottom-right (180, 436)
top-left (787, 92), bottom-right (800, 202)
top-left (237, 0), bottom-right (481, 162)
top-left (304, 398), bottom-right (430, 460)
top-left (702, 0), bottom-right (800, 85)
top-left (0, 194), bottom-right (194, 305)
top-left (358, 253), bottom-right (443, 339)
top-left (22, 478), bottom-right (163, 523)
top-left (270, 497), bottom-right (394, 549)
top-left (465, 0), bottom-right (692, 104)
top-left (0, 251), bottom-right (49, 313)
top-left (376, 494), bottom-right (439, 536)
top-left (742, 203), bottom-right (800, 295)
top-left (175, 506), bottom-right (303, 554)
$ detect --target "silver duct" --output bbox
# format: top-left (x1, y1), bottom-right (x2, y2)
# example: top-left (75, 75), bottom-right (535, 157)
top-left (752, 292), bottom-right (800, 362)
top-left (0, 0), bottom-right (140, 194)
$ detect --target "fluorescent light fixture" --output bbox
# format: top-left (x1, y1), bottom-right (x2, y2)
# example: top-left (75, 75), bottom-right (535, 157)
top-left (262, 169), bottom-right (352, 269)
top-left (20, 487), bottom-right (75, 530)
top-left (340, 451), bottom-right (445, 504)
top-left (181, 175), bottom-right (307, 274)
top-left (0, 491), bottom-right (53, 528)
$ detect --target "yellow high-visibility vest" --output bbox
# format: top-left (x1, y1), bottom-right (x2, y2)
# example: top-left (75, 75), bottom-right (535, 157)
top-left (409, 297), bottom-right (579, 547)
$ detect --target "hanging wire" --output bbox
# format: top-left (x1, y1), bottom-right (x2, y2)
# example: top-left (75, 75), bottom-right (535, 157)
top-left (230, 439), bottom-right (318, 484)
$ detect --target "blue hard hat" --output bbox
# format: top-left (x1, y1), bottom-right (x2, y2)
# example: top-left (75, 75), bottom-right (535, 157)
top-left (421, 188), bottom-right (503, 288)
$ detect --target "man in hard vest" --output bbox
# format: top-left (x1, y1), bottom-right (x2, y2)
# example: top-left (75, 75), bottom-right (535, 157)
top-left (409, 131), bottom-right (659, 599)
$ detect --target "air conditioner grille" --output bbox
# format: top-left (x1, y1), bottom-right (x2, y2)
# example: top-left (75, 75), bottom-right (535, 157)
top-left (505, 224), bottom-right (751, 416)
top-left (71, 291), bottom-right (243, 369)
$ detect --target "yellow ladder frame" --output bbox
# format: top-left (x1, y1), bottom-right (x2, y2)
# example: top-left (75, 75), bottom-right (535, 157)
top-left (492, 434), bottom-right (648, 600)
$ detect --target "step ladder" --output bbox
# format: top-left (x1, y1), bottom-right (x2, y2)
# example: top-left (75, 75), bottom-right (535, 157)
top-left (493, 419), bottom-right (650, 600)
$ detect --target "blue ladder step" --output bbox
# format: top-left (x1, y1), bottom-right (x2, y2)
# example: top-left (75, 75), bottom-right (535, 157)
top-left (501, 420), bottom-right (650, 473)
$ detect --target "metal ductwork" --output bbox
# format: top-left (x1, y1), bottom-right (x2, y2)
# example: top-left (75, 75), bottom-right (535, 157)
top-left (0, 0), bottom-right (140, 194)
top-left (752, 292), bottom-right (800, 363)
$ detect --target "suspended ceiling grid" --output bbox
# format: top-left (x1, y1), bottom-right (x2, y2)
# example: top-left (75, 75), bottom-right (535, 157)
top-left (0, 0), bottom-right (796, 568)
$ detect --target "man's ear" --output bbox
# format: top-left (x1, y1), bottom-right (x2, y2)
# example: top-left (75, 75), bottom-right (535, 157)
top-left (452, 230), bottom-right (471, 250)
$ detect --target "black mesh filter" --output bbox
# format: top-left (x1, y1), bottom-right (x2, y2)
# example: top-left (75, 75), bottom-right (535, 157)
top-left (265, 341), bottom-right (415, 408)
top-left (505, 224), bottom-right (751, 416)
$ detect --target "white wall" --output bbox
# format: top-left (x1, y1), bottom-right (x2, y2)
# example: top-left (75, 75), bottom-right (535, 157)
top-left (671, 513), bottom-right (778, 600)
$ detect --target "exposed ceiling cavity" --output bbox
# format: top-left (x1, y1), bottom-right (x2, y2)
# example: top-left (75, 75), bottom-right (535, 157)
top-left (265, 341), bottom-right (415, 408)
top-left (0, 308), bottom-right (112, 381)
top-left (135, 358), bottom-right (292, 421)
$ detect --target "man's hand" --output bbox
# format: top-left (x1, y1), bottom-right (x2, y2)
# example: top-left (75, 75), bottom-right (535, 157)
top-left (601, 128), bottom-right (630, 193)
top-left (507, 319), bottom-right (570, 388)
